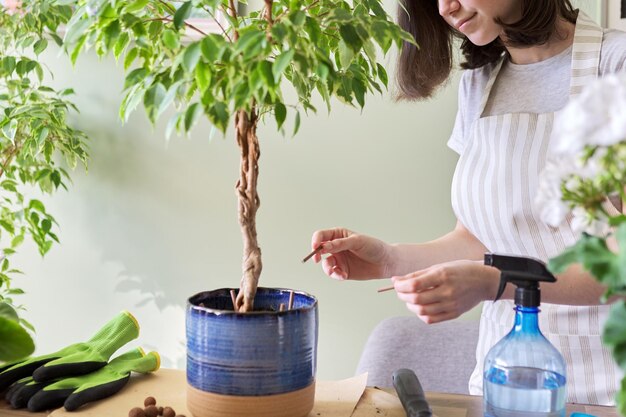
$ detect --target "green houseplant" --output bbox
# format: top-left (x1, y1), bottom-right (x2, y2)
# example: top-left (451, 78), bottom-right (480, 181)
top-left (1, 1), bottom-right (413, 414)
top-left (536, 73), bottom-right (626, 415)
top-left (52, 0), bottom-right (412, 312)
top-left (0, 2), bottom-right (89, 362)
top-left (1, 0), bottom-right (411, 380)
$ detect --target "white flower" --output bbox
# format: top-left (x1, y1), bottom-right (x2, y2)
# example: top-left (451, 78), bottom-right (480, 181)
top-left (536, 157), bottom-right (574, 227)
top-left (551, 73), bottom-right (626, 155)
top-left (570, 207), bottom-right (610, 237)
top-left (537, 74), bottom-right (626, 230)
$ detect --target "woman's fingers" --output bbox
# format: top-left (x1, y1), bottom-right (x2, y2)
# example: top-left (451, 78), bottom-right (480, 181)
top-left (393, 269), bottom-right (440, 294)
top-left (310, 228), bottom-right (352, 263)
top-left (322, 255), bottom-right (348, 280)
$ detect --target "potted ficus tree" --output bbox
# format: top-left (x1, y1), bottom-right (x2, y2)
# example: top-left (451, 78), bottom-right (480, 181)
top-left (0, 1), bottom-right (89, 363)
top-left (8, 0), bottom-right (412, 415)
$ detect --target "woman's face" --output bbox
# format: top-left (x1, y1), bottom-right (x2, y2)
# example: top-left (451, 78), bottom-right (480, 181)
top-left (437, 0), bottom-right (522, 46)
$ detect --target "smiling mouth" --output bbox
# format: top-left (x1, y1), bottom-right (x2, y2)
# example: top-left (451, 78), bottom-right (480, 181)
top-left (456, 13), bottom-right (476, 31)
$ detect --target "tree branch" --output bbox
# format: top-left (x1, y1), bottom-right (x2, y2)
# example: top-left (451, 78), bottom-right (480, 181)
top-left (227, 0), bottom-right (239, 41)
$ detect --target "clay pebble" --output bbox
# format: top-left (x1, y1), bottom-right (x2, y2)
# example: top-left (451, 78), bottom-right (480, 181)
top-left (145, 404), bottom-right (159, 417)
top-left (128, 407), bottom-right (146, 417)
top-left (144, 396), bottom-right (157, 407)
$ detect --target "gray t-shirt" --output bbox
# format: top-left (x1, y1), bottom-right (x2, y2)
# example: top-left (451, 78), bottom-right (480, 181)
top-left (448, 29), bottom-right (626, 154)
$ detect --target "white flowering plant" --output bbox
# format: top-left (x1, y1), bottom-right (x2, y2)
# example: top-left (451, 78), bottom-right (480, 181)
top-left (537, 73), bottom-right (626, 414)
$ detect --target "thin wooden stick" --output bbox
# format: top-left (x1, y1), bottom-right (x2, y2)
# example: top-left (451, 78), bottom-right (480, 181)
top-left (230, 289), bottom-right (238, 310)
top-left (377, 285), bottom-right (395, 293)
top-left (279, 303), bottom-right (285, 311)
top-left (302, 245), bottom-right (323, 263)
top-left (288, 290), bottom-right (295, 310)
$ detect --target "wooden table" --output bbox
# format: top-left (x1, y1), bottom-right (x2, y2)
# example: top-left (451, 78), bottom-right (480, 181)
top-left (422, 391), bottom-right (620, 417)
top-left (1, 390), bottom-right (620, 417)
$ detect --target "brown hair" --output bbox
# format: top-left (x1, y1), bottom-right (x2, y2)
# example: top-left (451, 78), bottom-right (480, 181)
top-left (396, 0), bottom-right (578, 100)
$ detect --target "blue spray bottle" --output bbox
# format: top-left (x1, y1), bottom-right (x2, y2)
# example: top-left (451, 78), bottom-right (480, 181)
top-left (482, 253), bottom-right (567, 417)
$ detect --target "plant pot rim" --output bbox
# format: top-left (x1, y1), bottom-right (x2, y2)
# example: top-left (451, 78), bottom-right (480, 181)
top-left (188, 287), bottom-right (318, 316)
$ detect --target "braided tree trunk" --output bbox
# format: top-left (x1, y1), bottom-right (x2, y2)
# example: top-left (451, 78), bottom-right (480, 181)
top-left (234, 108), bottom-right (262, 312)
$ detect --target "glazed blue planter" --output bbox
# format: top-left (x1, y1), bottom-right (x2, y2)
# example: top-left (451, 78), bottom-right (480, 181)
top-left (186, 288), bottom-right (318, 417)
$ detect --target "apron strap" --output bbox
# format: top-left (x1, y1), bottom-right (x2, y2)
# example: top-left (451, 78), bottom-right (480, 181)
top-left (569, 11), bottom-right (604, 97)
top-left (478, 10), bottom-right (604, 115)
top-left (477, 55), bottom-right (506, 118)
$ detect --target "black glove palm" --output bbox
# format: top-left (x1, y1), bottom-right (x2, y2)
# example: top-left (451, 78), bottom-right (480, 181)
top-left (6, 347), bottom-right (160, 412)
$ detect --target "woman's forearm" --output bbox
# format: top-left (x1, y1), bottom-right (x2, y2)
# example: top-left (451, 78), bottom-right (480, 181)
top-left (386, 221), bottom-right (488, 277)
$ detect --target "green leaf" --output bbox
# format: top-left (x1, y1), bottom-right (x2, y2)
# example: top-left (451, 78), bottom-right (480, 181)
top-left (271, 23), bottom-right (288, 43)
top-left (353, 78), bottom-right (366, 108)
top-left (103, 19), bottom-right (122, 50)
top-left (124, 67), bottom-right (149, 90)
top-left (293, 110), bottom-right (301, 136)
top-left (174, 1), bottom-right (193, 30)
top-left (0, 316), bottom-right (34, 361)
top-left (2, 119), bottom-right (17, 143)
top-left (29, 199), bottom-right (45, 213)
top-left (143, 82), bottom-right (167, 124)
top-left (0, 302), bottom-right (19, 322)
top-left (11, 235), bottom-right (24, 248)
top-left (162, 29), bottom-right (180, 51)
top-left (363, 38), bottom-right (377, 63)
top-left (124, 47), bottom-right (138, 70)
top-left (548, 243), bottom-right (581, 274)
top-left (274, 102), bottom-right (286, 130)
top-left (235, 30), bottom-right (266, 55)
top-left (165, 112), bottom-right (183, 140)
top-left (33, 38), bottom-right (48, 56)
top-left (339, 24), bottom-right (363, 52)
top-left (64, 17), bottom-right (91, 47)
top-left (182, 42), bottom-right (201, 72)
top-left (376, 63), bottom-right (388, 87)
top-left (195, 61), bottom-right (212, 92)
top-left (288, 10), bottom-right (305, 26)
top-left (200, 35), bottom-right (221, 61)
top-left (2, 57), bottom-right (16, 75)
top-left (41, 219), bottom-right (52, 233)
top-left (367, 0), bottom-right (387, 18)
top-left (208, 102), bottom-right (229, 132)
top-left (272, 50), bottom-right (294, 83)
top-left (327, 8), bottom-right (352, 22)
top-left (0, 220), bottom-right (15, 235)
top-left (371, 21), bottom-right (392, 53)
top-left (257, 60), bottom-right (274, 87)
top-left (338, 40), bottom-right (354, 69)
top-left (184, 102), bottom-right (202, 132)
top-left (114, 32), bottom-right (130, 60)
top-left (37, 127), bottom-right (49, 147)
top-left (304, 17), bottom-right (322, 44)
top-left (124, 0), bottom-right (150, 13)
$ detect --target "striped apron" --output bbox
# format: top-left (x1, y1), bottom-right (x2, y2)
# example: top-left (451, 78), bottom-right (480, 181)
top-left (451, 12), bottom-right (622, 405)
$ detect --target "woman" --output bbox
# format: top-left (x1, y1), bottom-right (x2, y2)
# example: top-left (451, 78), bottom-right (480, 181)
top-left (310, 0), bottom-right (626, 405)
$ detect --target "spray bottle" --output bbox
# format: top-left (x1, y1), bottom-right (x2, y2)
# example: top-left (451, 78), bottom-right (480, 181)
top-left (482, 253), bottom-right (567, 417)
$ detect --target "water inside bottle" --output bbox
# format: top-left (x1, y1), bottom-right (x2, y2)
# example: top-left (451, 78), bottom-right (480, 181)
top-left (484, 366), bottom-right (566, 417)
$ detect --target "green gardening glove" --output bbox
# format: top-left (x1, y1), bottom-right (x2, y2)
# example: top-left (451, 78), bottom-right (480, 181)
top-left (6, 347), bottom-right (160, 412)
top-left (0, 311), bottom-right (139, 392)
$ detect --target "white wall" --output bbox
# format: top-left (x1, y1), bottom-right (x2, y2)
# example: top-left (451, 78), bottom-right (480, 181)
top-left (12, 0), bottom-right (600, 381)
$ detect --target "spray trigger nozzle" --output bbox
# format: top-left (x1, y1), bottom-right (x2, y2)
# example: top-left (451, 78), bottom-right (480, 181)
top-left (484, 253), bottom-right (557, 307)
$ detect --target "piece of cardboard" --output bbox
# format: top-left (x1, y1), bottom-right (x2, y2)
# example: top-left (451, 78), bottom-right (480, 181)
top-left (308, 373), bottom-right (368, 417)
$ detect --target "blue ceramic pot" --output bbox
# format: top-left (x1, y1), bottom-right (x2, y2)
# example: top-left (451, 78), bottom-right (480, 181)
top-left (186, 288), bottom-right (318, 397)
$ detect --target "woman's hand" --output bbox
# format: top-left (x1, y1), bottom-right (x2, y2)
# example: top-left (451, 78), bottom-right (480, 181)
top-left (310, 228), bottom-right (393, 280)
top-left (393, 260), bottom-right (500, 324)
